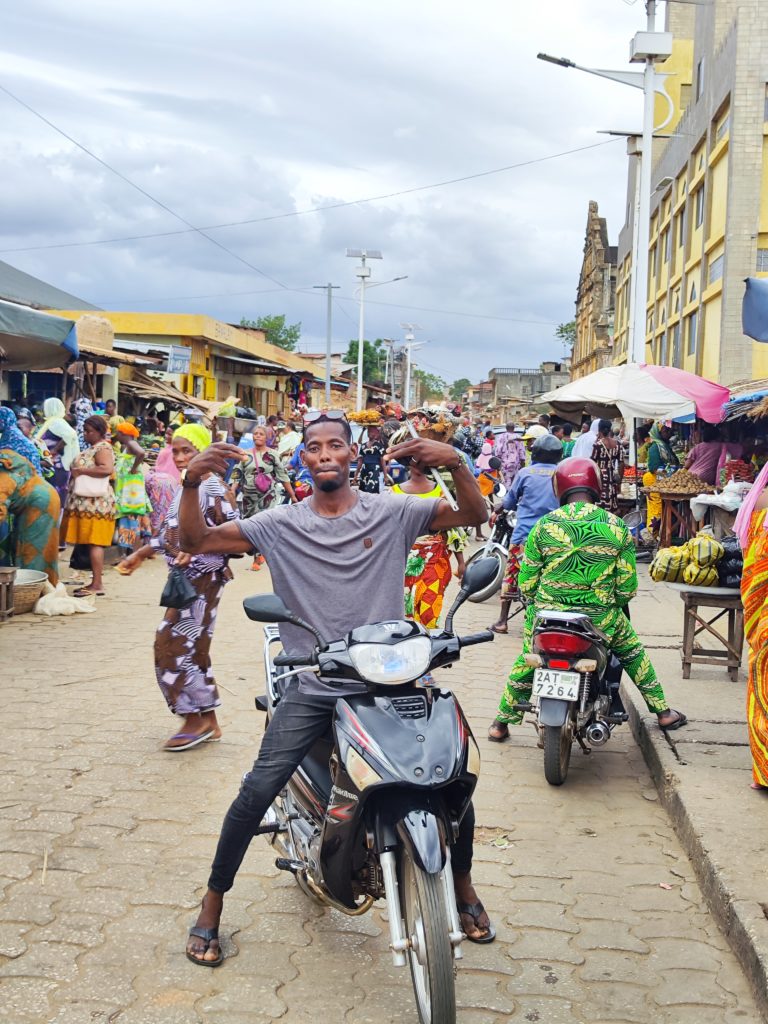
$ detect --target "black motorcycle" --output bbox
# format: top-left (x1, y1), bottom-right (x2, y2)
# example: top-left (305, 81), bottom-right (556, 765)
top-left (244, 558), bottom-right (497, 1024)
top-left (516, 609), bottom-right (628, 786)
top-left (464, 508), bottom-right (515, 604)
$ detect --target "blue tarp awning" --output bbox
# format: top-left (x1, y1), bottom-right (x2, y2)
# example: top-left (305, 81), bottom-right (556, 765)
top-left (0, 298), bottom-right (78, 371)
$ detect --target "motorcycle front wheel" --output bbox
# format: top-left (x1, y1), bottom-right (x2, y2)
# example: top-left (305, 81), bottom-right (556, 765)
top-left (400, 849), bottom-right (456, 1024)
top-left (465, 546), bottom-right (506, 603)
top-left (543, 723), bottom-right (572, 786)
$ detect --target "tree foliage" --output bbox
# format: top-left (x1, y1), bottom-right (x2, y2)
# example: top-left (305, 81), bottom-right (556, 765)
top-left (449, 377), bottom-right (471, 401)
top-left (414, 369), bottom-right (447, 400)
top-left (343, 338), bottom-right (386, 382)
top-left (555, 321), bottom-right (576, 349)
top-left (240, 314), bottom-right (301, 351)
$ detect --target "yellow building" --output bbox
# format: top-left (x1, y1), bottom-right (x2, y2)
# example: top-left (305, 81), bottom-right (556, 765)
top-left (612, 0), bottom-right (768, 385)
top-left (571, 202), bottom-right (617, 379)
top-left (46, 310), bottom-right (324, 415)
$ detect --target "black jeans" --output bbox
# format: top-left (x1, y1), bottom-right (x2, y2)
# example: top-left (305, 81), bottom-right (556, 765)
top-left (208, 683), bottom-right (475, 893)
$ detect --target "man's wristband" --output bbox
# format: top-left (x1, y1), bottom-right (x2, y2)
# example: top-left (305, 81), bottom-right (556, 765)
top-left (182, 476), bottom-right (202, 489)
top-left (446, 460), bottom-right (465, 473)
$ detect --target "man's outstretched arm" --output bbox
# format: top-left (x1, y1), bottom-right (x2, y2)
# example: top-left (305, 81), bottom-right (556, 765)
top-left (178, 442), bottom-right (253, 555)
top-left (386, 438), bottom-right (487, 530)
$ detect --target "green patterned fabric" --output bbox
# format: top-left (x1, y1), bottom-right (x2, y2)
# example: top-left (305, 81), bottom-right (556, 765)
top-left (497, 501), bottom-right (668, 725)
top-left (518, 501), bottom-right (637, 610)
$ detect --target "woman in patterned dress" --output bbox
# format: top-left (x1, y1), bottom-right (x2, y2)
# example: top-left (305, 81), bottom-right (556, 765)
top-left (735, 464), bottom-right (768, 790)
top-left (231, 425), bottom-right (296, 570)
top-left (0, 448), bottom-right (61, 584)
top-left (590, 418), bottom-right (625, 514)
top-left (62, 416), bottom-right (116, 597)
top-left (353, 425), bottom-right (388, 493)
top-left (116, 424), bottom-right (240, 751)
top-left (392, 460), bottom-right (467, 629)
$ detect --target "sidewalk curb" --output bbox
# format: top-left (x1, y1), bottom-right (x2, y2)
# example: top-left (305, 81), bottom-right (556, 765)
top-left (622, 683), bottom-right (768, 1021)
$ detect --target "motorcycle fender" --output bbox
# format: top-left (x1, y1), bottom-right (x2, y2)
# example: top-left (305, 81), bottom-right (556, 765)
top-left (538, 698), bottom-right (571, 728)
top-left (396, 810), bottom-right (446, 875)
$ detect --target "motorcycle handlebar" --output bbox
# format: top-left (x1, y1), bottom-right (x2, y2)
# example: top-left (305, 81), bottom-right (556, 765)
top-left (273, 653), bottom-right (317, 667)
top-left (458, 630), bottom-right (495, 648)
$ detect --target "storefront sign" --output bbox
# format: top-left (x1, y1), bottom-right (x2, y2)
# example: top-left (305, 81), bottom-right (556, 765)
top-left (166, 345), bottom-right (191, 374)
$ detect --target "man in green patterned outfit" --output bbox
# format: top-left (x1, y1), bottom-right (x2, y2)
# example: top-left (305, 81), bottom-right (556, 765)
top-left (488, 457), bottom-right (687, 741)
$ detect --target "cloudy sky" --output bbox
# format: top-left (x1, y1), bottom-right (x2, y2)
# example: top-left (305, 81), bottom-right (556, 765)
top-left (1, 0), bottom-right (649, 383)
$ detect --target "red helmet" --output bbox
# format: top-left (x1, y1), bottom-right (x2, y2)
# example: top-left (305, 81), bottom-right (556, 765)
top-left (552, 457), bottom-right (601, 505)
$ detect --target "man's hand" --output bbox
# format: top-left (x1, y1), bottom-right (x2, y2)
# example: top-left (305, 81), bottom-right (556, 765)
top-left (174, 552), bottom-right (192, 568)
top-left (385, 438), bottom-right (462, 472)
top-left (185, 442), bottom-right (248, 484)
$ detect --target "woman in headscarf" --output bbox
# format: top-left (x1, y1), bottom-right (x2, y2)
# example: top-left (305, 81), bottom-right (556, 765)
top-left (642, 422), bottom-right (679, 529)
top-left (111, 421), bottom-right (151, 555)
top-left (0, 407), bottom-right (42, 474)
top-left (0, 447), bottom-right (61, 585)
top-left (35, 397), bottom-right (80, 517)
top-left (145, 423), bottom-right (181, 536)
top-left (72, 395), bottom-right (94, 451)
top-left (735, 465), bottom-right (768, 791)
top-left (62, 415), bottom-right (116, 596)
top-left (571, 418), bottom-right (600, 460)
top-left (116, 424), bottom-right (242, 751)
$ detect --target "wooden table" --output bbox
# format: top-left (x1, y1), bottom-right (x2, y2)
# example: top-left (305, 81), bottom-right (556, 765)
top-left (667, 583), bottom-right (744, 681)
top-left (656, 492), bottom-right (698, 548)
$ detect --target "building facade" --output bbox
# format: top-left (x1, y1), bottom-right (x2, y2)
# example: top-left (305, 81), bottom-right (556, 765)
top-left (48, 310), bottom-right (324, 416)
top-left (613, 0), bottom-right (768, 385)
top-left (488, 362), bottom-right (571, 421)
top-left (571, 201), bottom-right (617, 380)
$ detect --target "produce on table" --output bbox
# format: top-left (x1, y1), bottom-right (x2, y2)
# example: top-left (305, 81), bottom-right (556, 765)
top-left (720, 459), bottom-right (754, 486)
top-left (650, 546), bottom-right (690, 583)
top-left (650, 531), bottom-right (726, 585)
top-left (683, 562), bottom-right (720, 587)
top-left (650, 469), bottom-right (714, 495)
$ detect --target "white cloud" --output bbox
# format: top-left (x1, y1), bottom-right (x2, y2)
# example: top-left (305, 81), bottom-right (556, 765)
top-left (0, 0), bottom-right (647, 379)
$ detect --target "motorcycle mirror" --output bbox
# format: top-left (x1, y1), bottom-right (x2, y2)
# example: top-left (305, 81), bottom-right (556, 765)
top-left (461, 556), bottom-right (501, 597)
top-left (243, 594), bottom-right (295, 623)
top-left (243, 594), bottom-right (327, 648)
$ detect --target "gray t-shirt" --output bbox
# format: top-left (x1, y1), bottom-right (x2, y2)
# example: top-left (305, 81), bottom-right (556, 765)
top-left (237, 490), bottom-right (441, 695)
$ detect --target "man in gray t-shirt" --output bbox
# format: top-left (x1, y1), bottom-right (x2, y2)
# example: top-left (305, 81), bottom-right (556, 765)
top-left (179, 413), bottom-right (495, 966)
top-left (237, 489), bottom-right (440, 696)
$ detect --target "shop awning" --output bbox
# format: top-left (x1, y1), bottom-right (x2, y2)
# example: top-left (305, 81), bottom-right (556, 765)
top-left (214, 353), bottom-right (289, 372)
top-left (0, 298), bottom-right (78, 370)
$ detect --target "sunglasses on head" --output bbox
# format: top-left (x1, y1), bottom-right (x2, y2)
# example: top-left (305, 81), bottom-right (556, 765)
top-left (302, 409), bottom-right (348, 425)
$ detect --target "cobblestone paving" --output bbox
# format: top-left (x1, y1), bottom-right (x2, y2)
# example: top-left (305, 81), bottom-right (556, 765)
top-left (0, 553), bottom-right (760, 1023)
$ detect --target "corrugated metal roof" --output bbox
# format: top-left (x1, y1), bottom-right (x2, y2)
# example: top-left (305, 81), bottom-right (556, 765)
top-left (0, 259), bottom-right (100, 311)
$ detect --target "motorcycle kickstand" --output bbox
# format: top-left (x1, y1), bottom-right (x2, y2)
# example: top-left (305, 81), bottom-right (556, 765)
top-left (575, 733), bottom-right (591, 755)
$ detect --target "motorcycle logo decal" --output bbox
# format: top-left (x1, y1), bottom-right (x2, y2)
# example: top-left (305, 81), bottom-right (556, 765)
top-left (331, 785), bottom-right (359, 802)
top-left (328, 802), bottom-right (357, 822)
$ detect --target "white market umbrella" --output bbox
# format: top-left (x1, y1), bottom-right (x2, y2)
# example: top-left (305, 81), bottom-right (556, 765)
top-left (538, 363), bottom-right (729, 424)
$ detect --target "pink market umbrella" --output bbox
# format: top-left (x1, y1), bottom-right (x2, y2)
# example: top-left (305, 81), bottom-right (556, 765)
top-left (640, 364), bottom-right (729, 424)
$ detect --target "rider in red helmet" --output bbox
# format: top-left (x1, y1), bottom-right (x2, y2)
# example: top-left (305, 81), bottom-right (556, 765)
top-left (488, 456), bottom-right (686, 741)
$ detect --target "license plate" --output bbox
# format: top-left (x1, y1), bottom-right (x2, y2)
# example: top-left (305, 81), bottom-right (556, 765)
top-left (532, 668), bottom-right (580, 701)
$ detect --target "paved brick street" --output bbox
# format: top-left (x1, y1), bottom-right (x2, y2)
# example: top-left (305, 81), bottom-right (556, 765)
top-left (0, 550), bottom-right (760, 1024)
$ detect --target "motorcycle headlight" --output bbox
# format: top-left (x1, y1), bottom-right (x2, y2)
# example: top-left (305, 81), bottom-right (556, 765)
top-left (349, 637), bottom-right (432, 685)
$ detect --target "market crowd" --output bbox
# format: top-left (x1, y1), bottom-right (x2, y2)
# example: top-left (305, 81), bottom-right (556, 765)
top-left (2, 395), bottom-right (768, 790)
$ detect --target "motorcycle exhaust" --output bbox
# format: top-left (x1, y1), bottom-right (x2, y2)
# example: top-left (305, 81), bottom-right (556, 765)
top-left (585, 720), bottom-right (611, 747)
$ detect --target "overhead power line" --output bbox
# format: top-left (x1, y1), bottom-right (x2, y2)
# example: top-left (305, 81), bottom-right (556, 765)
top-left (0, 81), bottom-right (289, 289)
top-left (0, 134), bottom-right (622, 256)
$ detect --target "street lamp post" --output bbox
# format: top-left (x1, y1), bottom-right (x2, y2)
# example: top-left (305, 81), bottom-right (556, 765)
top-left (313, 282), bottom-right (339, 405)
top-left (402, 327), bottom-right (427, 408)
top-left (346, 249), bottom-right (382, 409)
top-left (537, 1), bottom-right (674, 363)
